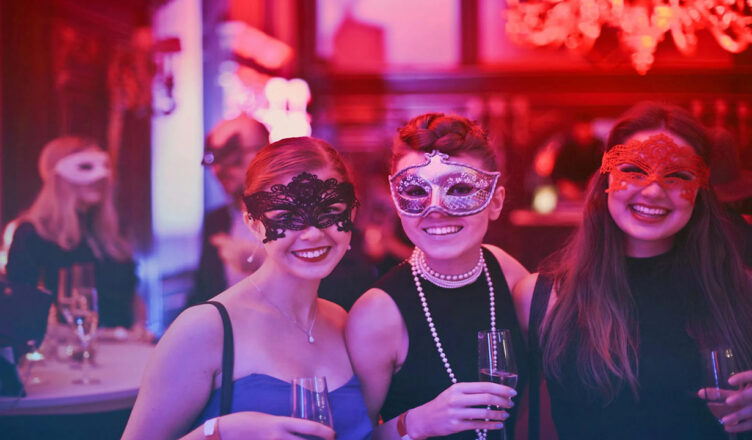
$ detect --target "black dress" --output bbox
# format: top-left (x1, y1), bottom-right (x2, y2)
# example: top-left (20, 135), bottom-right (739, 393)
top-left (377, 247), bottom-right (527, 440)
top-left (6, 222), bottom-right (138, 328)
top-left (545, 251), bottom-right (726, 440)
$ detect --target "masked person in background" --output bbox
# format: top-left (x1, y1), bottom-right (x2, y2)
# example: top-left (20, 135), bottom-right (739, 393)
top-left (188, 115), bottom-right (270, 306)
top-left (5, 136), bottom-right (146, 335)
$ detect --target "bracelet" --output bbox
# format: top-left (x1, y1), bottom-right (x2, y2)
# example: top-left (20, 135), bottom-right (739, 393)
top-left (396, 411), bottom-right (414, 440)
top-left (203, 417), bottom-right (221, 440)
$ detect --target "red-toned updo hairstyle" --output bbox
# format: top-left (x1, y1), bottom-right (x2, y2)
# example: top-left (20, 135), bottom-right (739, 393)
top-left (391, 113), bottom-right (498, 172)
top-left (244, 136), bottom-right (353, 197)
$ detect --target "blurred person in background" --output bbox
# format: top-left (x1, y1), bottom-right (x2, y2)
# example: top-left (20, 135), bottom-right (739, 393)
top-left (4, 135), bottom-right (148, 337)
top-left (188, 114), bottom-right (270, 306)
top-left (122, 137), bottom-right (371, 440)
top-left (188, 115), bottom-right (375, 310)
top-left (550, 115), bottom-right (604, 202)
top-left (709, 127), bottom-right (752, 267)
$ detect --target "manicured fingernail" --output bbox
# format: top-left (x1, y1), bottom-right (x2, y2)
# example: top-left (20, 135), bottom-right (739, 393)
top-left (511, 390), bottom-right (517, 397)
top-left (495, 423), bottom-right (505, 429)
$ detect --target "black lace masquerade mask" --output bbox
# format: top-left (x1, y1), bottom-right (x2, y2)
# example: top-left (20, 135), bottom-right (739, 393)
top-left (243, 172), bottom-right (358, 243)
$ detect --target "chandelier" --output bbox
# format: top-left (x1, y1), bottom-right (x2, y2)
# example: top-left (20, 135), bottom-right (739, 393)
top-left (505, 0), bottom-right (752, 74)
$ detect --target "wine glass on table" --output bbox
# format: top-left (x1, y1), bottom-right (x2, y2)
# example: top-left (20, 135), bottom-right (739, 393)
top-left (702, 347), bottom-right (739, 440)
top-left (62, 264), bottom-right (100, 384)
top-left (478, 329), bottom-right (518, 440)
top-left (291, 376), bottom-right (334, 438)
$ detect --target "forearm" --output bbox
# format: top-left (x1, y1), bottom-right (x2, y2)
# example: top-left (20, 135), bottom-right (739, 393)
top-left (373, 416), bottom-right (402, 440)
top-left (373, 407), bottom-right (428, 440)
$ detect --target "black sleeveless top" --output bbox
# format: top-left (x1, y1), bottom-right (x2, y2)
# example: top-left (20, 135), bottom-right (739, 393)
top-left (376, 247), bottom-right (527, 440)
top-left (544, 251), bottom-right (726, 440)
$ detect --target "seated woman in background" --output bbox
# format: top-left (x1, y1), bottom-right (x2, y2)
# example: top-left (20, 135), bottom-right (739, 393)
top-left (122, 137), bottom-right (371, 440)
top-left (514, 101), bottom-right (752, 439)
top-left (5, 135), bottom-right (144, 333)
top-left (347, 113), bottom-right (526, 440)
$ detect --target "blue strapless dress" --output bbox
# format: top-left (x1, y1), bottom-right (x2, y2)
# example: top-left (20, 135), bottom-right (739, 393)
top-left (193, 373), bottom-right (372, 440)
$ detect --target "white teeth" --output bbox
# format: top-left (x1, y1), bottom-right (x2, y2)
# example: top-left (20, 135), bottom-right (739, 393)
top-left (293, 247), bottom-right (328, 258)
top-left (423, 225), bottom-right (462, 236)
top-left (631, 204), bottom-right (668, 216)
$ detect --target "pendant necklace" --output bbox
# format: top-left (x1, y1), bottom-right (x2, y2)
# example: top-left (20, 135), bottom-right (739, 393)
top-left (250, 280), bottom-right (317, 343)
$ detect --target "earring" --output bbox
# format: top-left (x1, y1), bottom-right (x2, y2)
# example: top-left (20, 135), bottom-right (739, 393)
top-left (347, 244), bottom-right (352, 251)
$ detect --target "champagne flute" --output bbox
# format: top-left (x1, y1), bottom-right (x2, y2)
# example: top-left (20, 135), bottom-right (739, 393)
top-left (291, 376), bottom-right (334, 437)
top-left (66, 264), bottom-right (100, 384)
top-left (702, 347), bottom-right (738, 439)
top-left (478, 329), bottom-right (518, 440)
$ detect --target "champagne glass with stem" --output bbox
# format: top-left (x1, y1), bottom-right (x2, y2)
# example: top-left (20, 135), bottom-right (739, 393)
top-left (702, 347), bottom-right (739, 440)
top-left (63, 264), bottom-right (100, 384)
top-left (479, 329), bottom-right (518, 440)
top-left (291, 376), bottom-right (333, 438)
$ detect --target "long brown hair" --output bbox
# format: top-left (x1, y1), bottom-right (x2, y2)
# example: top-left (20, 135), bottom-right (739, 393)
top-left (541, 102), bottom-right (752, 402)
top-left (17, 136), bottom-right (131, 261)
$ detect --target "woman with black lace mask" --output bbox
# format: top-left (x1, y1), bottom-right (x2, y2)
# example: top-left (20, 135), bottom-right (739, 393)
top-left (123, 137), bottom-right (372, 440)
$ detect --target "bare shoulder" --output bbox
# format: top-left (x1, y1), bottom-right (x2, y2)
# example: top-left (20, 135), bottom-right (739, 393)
top-left (346, 287), bottom-right (403, 346)
top-left (318, 298), bottom-right (348, 328)
top-left (511, 272), bottom-right (540, 333)
top-left (154, 304), bottom-right (224, 369)
top-left (483, 243), bottom-right (530, 287)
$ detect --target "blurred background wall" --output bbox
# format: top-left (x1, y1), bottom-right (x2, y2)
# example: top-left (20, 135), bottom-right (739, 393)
top-left (2, 0), bottom-right (751, 333)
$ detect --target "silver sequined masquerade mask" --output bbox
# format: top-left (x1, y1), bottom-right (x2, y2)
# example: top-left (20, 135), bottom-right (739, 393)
top-left (243, 172), bottom-right (358, 243)
top-left (389, 150), bottom-right (500, 217)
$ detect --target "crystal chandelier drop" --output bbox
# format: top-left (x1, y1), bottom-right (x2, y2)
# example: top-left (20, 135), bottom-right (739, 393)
top-left (504, 0), bottom-right (752, 74)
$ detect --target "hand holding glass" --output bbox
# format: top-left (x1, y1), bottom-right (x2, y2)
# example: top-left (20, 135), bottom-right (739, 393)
top-left (478, 329), bottom-right (517, 440)
top-left (702, 347), bottom-right (738, 439)
top-left (291, 376), bottom-right (333, 429)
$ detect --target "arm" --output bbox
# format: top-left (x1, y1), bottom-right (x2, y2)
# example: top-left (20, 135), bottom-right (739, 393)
top-left (121, 305), bottom-right (223, 440)
top-left (484, 244), bottom-right (531, 331)
top-left (123, 304), bottom-right (336, 440)
top-left (178, 413), bottom-right (335, 440)
top-left (346, 288), bottom-right (403, 426)
top-left (347, 288), bottom-right (517, 440)
top-left (511, 272), bottom-right (539, 335)
top-left (484, 244), bottom-right (530, 293)
top-left (5, 223), bottom-right (43, 286)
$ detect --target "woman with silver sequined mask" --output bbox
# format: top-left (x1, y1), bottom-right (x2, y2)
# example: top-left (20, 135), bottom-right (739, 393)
top-left (124, 137), bottom-right (372, 440)
top-left (347, 114), bottom-right (530, 440)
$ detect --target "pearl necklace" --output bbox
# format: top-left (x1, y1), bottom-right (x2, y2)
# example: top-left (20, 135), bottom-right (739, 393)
top-left (409, 247), bottom-right (496, 440)
top-left (415, 248), bottom-right (484, 288)
top-left (250, 280), bottom-right (317, 343)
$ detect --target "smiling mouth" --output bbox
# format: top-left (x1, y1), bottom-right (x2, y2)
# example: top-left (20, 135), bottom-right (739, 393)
top-left (292, 246), bottom-right (331, 262)
top-left (423, 225), bottom-right (463, 236)
top-left (630, 204), bottom-right (669, 218)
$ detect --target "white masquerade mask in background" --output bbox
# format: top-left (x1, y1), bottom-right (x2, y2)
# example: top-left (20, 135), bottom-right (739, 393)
top-left (54, 151), bottom-right (111, 185)
top-left (389, 150), bottom-right (500, 217)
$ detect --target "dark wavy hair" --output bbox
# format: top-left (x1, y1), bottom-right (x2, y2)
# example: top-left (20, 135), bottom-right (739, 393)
top-left (541, 102), bottom-right (752, 402)
top-left (391, 113), bottom-right (498, 172)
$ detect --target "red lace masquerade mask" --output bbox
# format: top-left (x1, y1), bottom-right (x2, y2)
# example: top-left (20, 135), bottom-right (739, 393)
top-left (600, 133), bottom-right (710, 203)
